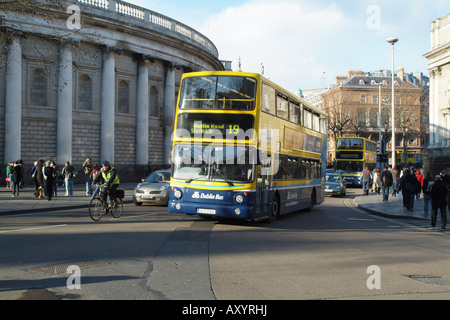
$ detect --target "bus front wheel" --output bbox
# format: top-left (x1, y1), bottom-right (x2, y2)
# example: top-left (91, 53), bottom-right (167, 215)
top-left (268, 194), bottom-right (279, 222)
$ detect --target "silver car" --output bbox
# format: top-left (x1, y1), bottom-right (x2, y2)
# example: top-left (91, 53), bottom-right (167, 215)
top-left (325, 173), bottom-right (347, 197)
top-left (133, 169), bottom-right (171, 206)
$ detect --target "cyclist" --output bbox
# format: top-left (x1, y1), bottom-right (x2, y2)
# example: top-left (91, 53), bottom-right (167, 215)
top-left (94, 161), bottom-right (120, 208)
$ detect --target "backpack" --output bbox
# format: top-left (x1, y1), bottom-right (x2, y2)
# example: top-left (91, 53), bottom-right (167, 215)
top-left (425, 180), bottom-right (434, 193)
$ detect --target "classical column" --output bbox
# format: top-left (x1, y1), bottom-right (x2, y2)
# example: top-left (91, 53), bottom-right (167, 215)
top-left (428, 70), bottom-right (436, 146)
top-left (163, 64), bottom-right (176, 164)
top-left (4, 36), bottom-right (22, 163)
top-left (56, 43), bottom-right (73, 164)
top-left (101, 49), bottom-right (116, 163)
top-left (136, 59), bottom-right (149, 165)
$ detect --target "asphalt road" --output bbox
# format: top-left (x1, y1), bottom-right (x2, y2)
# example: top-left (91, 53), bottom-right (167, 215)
top-left (0, 189), bottom-right (449, 301)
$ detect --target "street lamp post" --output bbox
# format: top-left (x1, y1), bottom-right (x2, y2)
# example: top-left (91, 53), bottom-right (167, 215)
top-left (387, 37), bottom-right (398, 168)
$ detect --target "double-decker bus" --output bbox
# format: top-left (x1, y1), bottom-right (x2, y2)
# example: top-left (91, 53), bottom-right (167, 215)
top-left (168, 71), bottom-right (327, 222)
top-left (334, 137), bottom-right (377, 186)
top-left (395, 151), bottom-right (427, 169)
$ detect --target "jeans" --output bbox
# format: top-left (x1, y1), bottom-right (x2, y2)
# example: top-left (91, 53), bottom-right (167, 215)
top-left (382, 186), bottom-right (390, 201)
top-left (12, 181), bottom-right (20, 197)
top-left (423, 193), bottom-right (432, 216)
top-left (85, 176), bottom-right (92, 195)
top-left (65, 178), bottom-right (74, 196)
top-left (363, 181), bottom-right (370, 195)
top-left (392, 180), bottom-right (398, 196)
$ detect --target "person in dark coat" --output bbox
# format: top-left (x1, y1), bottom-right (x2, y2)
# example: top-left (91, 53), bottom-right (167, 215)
top-left (380, 166), bottom-right (393, 202)
top-left (403, 168), bottom-right (419, 212)
top-left (10, 161), bottom-right (23, 198)
top-left (43, 160), bottom-right (56, 201)
top-left (35, 159), bottom-right (45, 199)
top-left (431, 175), bottom-right (447, 230)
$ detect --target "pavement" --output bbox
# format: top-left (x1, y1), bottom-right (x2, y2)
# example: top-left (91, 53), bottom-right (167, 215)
top-left (0, 183), bottom-right (440, 225)
top-left (0, 183), bottom-right (137, 215)
top-left (352, 190), bottom-right (430, 221)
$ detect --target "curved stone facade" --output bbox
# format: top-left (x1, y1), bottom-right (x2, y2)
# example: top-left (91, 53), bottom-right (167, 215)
top-left (0, 0), bottom-right (223, 181)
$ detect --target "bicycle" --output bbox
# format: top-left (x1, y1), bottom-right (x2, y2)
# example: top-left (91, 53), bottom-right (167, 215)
top-left (89, 184), bottom-right (124, 221)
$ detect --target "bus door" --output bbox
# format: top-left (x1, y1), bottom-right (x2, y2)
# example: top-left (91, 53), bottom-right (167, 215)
top-left (256, 165), bottom-right (271, 218)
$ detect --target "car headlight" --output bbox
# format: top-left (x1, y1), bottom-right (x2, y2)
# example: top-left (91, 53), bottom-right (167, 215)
top-left (160, 185), bottom-right (169, 191)
top-left (235, 194), bottom-right (244, 204)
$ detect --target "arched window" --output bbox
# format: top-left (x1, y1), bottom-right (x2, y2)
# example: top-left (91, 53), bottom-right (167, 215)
top-left (149, 86), bottom-right (159, 117)
top-left (78, 74), bottom-right (92, 110)
top-left (117, 80), bottom-right (130, 114)
top-left (30, 68), bottom-right (48, 106)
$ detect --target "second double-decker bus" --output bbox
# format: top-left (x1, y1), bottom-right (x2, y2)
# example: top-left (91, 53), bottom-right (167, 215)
top-left (334, 137), bottom-right (377, 186)
top-left (168, 71), bottom-right (327, 222)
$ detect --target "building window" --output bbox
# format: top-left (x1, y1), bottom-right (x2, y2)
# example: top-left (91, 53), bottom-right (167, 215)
top-left (149, 86), bottom-right (159, 117)
top-left (373, 96), bottom-right (378, 104)
top-left (361, 96), bottom-right (366, 104)
top-left (30, 68), bottom-right (48, 106)
top-left (78, 74), bottom-right (93, 110)
top-left (117, 80), bottom-right (130, 114)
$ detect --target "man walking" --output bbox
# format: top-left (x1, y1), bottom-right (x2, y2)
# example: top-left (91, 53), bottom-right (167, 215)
top-left (360, 166), bottom-right (372, 196)
top-left (380, 166), bottom-right (393, 202)
top-left (61, 161), bottom-right (75, 196)
top-left (431, 175), bottom-right (447, 231)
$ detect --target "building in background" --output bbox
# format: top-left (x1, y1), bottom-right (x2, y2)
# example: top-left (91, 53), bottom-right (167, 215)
top-left (319, 69), bottom-right (428, 167)
top-left (424, 13), bottom-right (450, 174)
top-left (0, 0), bottom-right (223, 181)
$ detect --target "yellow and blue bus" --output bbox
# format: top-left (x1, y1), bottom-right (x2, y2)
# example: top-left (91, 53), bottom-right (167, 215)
top-left (334, 137), bottom-right (377, 186)
top-left (168, 71), bottom-right (327, 222)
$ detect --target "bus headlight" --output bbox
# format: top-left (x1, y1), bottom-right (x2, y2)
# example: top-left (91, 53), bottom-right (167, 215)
top-left (172, 187), bottom-right (182, 199)
top-left (235, 194), bottom-right (244, 204)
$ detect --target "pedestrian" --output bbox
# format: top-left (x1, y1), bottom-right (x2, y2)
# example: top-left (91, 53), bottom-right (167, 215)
top-left (360, 166), bottom-right (372, 195)
top-left (61, 161), bottom-right (75, 196)
top-left (422, 172), bottom-right (434, 218)
top-left (431, 175), bottom-right (447, 231)
top-left (415, 169), bottom-right (423, 199)
top-left (10, 161), bottom-right (22, 197)
top-left (440, 167), bottom-right (450, 211)
top-left (90, 163), bottom-right (101, 199)
top-left (372, 168), bottom-right (380, 194)
top-left (43, 160), bottom-right (56, 201)
top-left (398, 168), bottom-right (407, 207)
top-left (34, 159), bottom-right (45, 199)
top-left (403, 168), bottom-right (420, 212)
top-left (145, 161), bottom-right (153, 177)
top-left (391, 166), bottom-right (399, 197)
top-left (380, 166), bottom-right (393, 202)
top-left (50, 161), bottom-right (58, 197)
top-left (83, 158), bottom-right (93, 196)
top-left (5, 162), bottom-right (13, 189)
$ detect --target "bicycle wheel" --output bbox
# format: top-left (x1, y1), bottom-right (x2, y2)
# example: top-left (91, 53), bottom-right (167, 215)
top-left (89, 197), bottom-right (105, 221)
top-left (110, 198), bottom-right (123, 218)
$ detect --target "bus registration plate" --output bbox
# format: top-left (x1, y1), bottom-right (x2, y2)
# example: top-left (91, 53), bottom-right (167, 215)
top-left (197, 208), bottom-right (216, 215)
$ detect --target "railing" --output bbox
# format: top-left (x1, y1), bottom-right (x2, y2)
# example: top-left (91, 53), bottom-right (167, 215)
top-left (75, 0), bottom-right (218, 57)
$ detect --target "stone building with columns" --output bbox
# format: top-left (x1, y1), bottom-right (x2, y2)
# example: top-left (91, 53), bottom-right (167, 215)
top-left (423, 13), bottom-right (450, 174)
top-left (0, 0), bottom-right (224, 181)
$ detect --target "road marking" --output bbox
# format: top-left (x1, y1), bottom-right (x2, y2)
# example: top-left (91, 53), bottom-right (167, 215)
top-left (120, 212), bottom-right (160, 220)
top-left (346, 218), bottom-right (376, 222)
top-left (0, 224), bottom-right (68, 234)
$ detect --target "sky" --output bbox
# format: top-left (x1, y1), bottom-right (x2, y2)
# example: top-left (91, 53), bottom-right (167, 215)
top-left (126, 0), bottom-right (448, 93)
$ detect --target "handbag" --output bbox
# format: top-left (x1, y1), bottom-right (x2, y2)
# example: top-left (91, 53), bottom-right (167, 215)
top-left (5, 177), bottom-right (10, 182)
